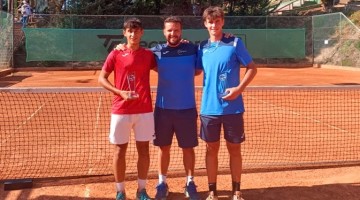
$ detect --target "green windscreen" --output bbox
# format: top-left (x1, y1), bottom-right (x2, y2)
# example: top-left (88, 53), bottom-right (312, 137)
top-left (24, 28), bottom-right (305, 61)
top-left (24, 28), bottom-right (118, 61)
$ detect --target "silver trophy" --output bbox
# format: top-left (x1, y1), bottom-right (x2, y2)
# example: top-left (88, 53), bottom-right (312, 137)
top-left (218, 73), bottom-right (229, 98)
top-left (127, 71), bottom-right (139, 99)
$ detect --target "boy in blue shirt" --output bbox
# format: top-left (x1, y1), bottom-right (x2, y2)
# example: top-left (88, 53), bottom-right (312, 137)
top-left (197, 6), bottom-right (257, 200)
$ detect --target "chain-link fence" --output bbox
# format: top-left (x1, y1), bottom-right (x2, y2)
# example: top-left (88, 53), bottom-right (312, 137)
top-left (12, 13), bottom-right (360, 68)
top-left (0, 11), bottom-right (13, 69)
top-left (313, 12), bottom-right (360, 67)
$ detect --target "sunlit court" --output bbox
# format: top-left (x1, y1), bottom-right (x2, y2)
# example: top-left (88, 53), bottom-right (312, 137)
top-left (1, 66), bottom-right (360, 199)
top-left (1, 7), bottom-right (360, 200)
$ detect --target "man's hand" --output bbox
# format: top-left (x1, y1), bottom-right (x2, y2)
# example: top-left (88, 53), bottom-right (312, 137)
top-left (224, 32), bottom-right (234, 38)
top-left (180, 39), bottom-right (190, 43)
top-left (115, 43), bottom-right (126, 50)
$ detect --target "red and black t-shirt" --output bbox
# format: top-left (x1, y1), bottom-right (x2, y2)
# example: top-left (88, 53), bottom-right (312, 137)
top-left (102, 47), bottom-right (156, 114)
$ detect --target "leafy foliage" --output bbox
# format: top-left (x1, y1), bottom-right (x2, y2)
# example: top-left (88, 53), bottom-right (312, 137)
top-left (349, 10), bottom-right (360, 27)
top-left (62, 0), bottom-right (163, 15)
top-left (225, 0), bottom-right (274, 16)
top-left (126, 0), bottom-right (163, 15)
top-left (57, 0), bottom-right (274, 16)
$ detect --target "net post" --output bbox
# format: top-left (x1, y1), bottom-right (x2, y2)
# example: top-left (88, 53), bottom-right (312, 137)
top-left (3, 179), bottom-right (33, 191)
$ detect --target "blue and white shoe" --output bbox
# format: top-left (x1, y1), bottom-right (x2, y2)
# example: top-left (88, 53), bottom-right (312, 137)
top-left (116, 191), bottom-right (126, 200)
top-left (136, 188), bottom-right (151, 200)
top-left (184, 181), bottom-right (200, 200)
top-left (155, 182), bottom-right (169, 200)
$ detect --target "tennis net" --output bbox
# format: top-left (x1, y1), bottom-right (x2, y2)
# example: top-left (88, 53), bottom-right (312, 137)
top-left (1, 86), bottom-right (360, 180)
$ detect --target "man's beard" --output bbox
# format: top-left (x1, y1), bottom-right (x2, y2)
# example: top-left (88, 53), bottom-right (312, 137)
top-left (168, 37), bottom-right (181, 46)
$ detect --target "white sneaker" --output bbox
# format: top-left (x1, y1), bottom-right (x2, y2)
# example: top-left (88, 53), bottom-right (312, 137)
top-left (206, 191), bottom-right (218, 200)
top-left (231, 191), bottom-right (244, 200)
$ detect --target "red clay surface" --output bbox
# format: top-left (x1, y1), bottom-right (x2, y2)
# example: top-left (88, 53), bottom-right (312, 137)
top-left (1, 65), bottom-right (360, 200)
top-left (1, 66), bottom-right (360, 87)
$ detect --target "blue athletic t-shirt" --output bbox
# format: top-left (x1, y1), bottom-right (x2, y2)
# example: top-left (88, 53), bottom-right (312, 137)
top-left (151, 43), bottom-right (199, 109)
top-left (197, 36), bottom-right (253, 115)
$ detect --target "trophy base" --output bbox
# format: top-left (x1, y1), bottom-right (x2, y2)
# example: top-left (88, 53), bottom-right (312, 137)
top-left (129, 92), bottom-right (139, 99)
top-left (218, 91), bottom-right (230, 98)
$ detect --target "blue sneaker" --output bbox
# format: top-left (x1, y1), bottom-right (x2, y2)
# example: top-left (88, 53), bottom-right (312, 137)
top-left (184, 181), bottom-right (200, 200)
top-left (116, 192), bottom-right (126, 200)
top-left (136, 188), bottom-right (151, 200)
top-left (155, 182), bottom-right (169, 200)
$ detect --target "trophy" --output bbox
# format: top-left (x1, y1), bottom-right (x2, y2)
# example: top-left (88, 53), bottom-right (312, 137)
top-left (218, 73), bottom-right (229, 98)
top-left (127, 71), bottom-right (139, 99)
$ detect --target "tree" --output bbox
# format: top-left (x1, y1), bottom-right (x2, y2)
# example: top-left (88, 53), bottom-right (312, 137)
top-left (61, 0), bottom-right (163, 15)
top-left (321, 0), bottom-right (334, 12)
top-left (125, 0), bottom-right (165, 15)
top-left (48, 0), bottom-right (66, 14)
top-left (41, 0), bottom-right (274, 16)
top-left (226, 0), bottom-right (274, 16)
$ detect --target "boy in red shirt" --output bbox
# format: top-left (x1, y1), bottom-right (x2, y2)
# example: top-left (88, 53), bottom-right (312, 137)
top-left (98, 18), bottom-right (156, 200)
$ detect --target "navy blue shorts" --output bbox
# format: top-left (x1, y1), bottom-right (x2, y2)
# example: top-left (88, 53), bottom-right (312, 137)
top-left (153, 107), bottom-right (198, 148)
top-left (200, 113), bottom-right (245, 143)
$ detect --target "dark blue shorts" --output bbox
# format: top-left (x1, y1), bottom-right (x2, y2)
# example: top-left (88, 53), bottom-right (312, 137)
top-left (200, 113), bottom-right (245, 143)
top-left (153, 107), bottom-right (198, 148)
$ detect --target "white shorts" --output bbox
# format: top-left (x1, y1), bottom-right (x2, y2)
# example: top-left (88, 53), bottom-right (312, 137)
top-left (109, 112), bottom-right (155, 145)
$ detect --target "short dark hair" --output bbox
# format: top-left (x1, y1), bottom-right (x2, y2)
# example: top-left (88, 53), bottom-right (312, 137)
top-left (202, 6), bottom-right (224, 21)
top-left (123, 18), bottom-right (143, 30)
top-left (164, 16), bottom-right (182, 28)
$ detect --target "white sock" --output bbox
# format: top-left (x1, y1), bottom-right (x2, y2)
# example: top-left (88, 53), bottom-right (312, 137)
top-left (116, 182), bottom-right (125, 192)
top-left (159, 174), bottom-right (167, 184)
top-left (186, 176), bottom-right (194, 186)
top-left (138, 179), bottom-right (146, 191)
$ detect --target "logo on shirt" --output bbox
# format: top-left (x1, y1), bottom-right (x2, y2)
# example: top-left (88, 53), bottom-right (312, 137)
top-left (122, 53), bottom-right (129, 57)
top-left (241, 133), bottom-right (245, 138)
top-left (163, 51), bottom-right (170, 55)
top-left (203, 46), bottom-right (218, 54)
top-left (177, 49), bottom-right (186, 55)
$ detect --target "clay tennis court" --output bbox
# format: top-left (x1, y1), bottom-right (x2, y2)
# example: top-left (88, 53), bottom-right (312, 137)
top-left (1, 65), bottom-right (360, 87)
top-left (1, 65), bottom-right (360, 200)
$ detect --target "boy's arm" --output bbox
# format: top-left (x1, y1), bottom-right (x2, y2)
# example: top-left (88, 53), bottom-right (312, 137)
top-left (237, 61), bottom-right (257, 92)
top-left (98, 70), bottom-right (118, 95)
top-left (195, 69), bottom-right (202, 76)
top-left (222, 61), bottom-right (257, 100)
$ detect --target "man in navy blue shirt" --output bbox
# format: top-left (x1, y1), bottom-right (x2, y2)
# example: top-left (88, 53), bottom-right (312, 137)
top-left (151, 16), bottom-right (201, 200)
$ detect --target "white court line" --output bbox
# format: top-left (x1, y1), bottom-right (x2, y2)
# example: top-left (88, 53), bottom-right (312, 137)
top-left (1, 94), bottom-right (55, 145)
top-left (84, 186), bottom-right (91, 198)
top-left (248, 96), bottom-right (350, 134)
top-left (94, 93), bottom-right (102, 133)
top-left (87, 93), bottom-right (103, 175)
